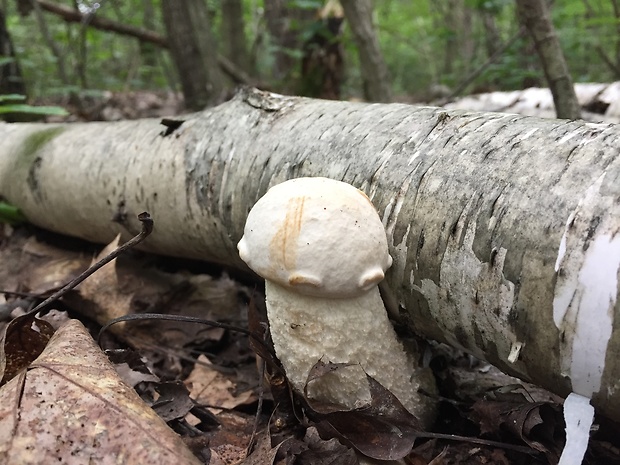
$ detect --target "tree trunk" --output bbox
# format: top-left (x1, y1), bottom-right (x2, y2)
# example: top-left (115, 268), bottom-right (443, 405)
top-left (139, 0), bottom-right (159, 87)
top-left (299, 1), bottom-right (344, 100)
top-left (161, 0), bottom-right (226, 109)
top-left (220, 0), bottom-right (251, 75)
top-left (340, 0), bottom-right (391, 102)
top-left (0, 8), bottom-right (26, 95)
top-left (481, 11), bottom-right (500, 59)
top-left (32, 0), bottom-right (70, 87)
top-left (263, 0), bottom-right (314, 90)
top-left (1, 88), bottom-right (619, 423)
top-left (515, 0), bottom-right (581, 119)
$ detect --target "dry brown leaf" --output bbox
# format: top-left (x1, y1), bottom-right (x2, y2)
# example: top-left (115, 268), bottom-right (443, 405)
top-left (23, 257), bottom-right (89, 294)
top-left (469, 398), bottom-right (562, 464)
top-left (0, 319), bottom-right (201, 464)
top-left (0, 312), bottom-right (55, 385)
top-left (77, 235), bottom-right (134, 325)
top-left (19, 236), bottom-right (90, 294)
top-left (185, 355), bottom-right (257, 410)
top-left (21, 236), bottom-right (76, 258)
top-left (241, 431), bottom-right (287, 465)
top-left (303, 360), bottom-right (420, 461)
top-left (120, 272), bottom-right (248, 350)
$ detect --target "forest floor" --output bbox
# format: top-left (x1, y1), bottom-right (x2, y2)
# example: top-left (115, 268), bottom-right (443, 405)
top-left (2, 90), bottom-right (620, 464)
top-left (2, 221), bottom-right (620, 465)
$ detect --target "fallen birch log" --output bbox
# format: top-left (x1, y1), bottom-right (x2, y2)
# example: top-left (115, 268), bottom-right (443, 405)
top-left (1, 88), bottom-right (619, 425)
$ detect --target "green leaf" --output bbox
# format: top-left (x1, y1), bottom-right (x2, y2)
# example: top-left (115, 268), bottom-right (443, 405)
top-left (0, 104), bottom-right (68, 116)
top-left (0, 202), bottom-right (26, 225)
top-left (0, 57), bottom-right (15, 67)
top-left (0, 94), bottom-right (26, 103)
top-left (289, 0), bottom-right (323, 10)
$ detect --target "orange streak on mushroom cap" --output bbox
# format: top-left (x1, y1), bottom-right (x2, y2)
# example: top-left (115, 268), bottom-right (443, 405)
top-left (270, 196), bottom-right (305, 272)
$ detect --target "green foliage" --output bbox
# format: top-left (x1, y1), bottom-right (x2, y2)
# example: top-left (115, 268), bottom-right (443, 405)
top-left (289, 0), bottom-right (323, 10)
top-left (4, 0), bottom-right (170, 98)
top-left (0, 94), bottom-right (68, 117)
top-left (0, 202), bottom-right (26, 225)
top-left (1, 0), bottom-right (618, 102)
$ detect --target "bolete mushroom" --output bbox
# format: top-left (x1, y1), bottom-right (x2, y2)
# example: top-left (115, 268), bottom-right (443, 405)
top-left (238, 177), bottom-right (435, 426)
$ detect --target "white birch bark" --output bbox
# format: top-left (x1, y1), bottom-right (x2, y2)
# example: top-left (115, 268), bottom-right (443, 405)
top-left (1, 88), bottom-right (620, 422)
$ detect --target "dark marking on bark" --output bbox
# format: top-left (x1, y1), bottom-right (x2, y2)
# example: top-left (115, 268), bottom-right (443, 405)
top-left (584, 216), bottom-right (601, 250)
top-left (112, 198), bottom-right (128, 225)
top-left (473, 324), bottom-right (486, 352)
top-left (26, 156), bottom-right (43, 196)
top-left (159, 118), bottom-right (184, 137)
top-left (481, 149), bottom-right (494, 161)
top-left (342, 164), bottom-right (351, 180)
top-left (417, 230), bottom-right (425, 255)
top-left (489, 187), bottom-right (506, 217)
top-left (508, 307), bottom-right (519, 325)
top-left (490, 247), bottom-right (498, 266)
top-left (416, 159), bottom-right (438, 192)
top-left (453, 325), bottom-right (470, 349)
top-left (566, 145), bottom-right (579, 162)
top-left (450, 221), bottom-right (459, 237)
top-left (474, 290), bottom-right (480, 305)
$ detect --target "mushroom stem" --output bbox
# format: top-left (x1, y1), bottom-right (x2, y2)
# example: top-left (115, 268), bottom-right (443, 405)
top-left (266, 281), bottom-right (433, 423)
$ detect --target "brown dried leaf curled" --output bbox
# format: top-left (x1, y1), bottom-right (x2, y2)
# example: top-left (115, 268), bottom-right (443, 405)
top-left (0, 312), bottom-right (54, 386)
top-left (470, 399), bottom-right (563, 464)
top-left (303, 360), bottom-right (421, 461)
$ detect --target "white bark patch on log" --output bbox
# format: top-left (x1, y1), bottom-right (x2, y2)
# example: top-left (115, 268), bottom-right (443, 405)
top-left (553, 172), bottom-right (620, 398)
top-left (559, 393), bottom-right (595, 465)
top-left (1, 88), bottom-right (620, 421)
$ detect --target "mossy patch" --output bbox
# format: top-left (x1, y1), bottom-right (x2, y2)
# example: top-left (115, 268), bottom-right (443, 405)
top-left (14, 127), bottom-right (66, 198)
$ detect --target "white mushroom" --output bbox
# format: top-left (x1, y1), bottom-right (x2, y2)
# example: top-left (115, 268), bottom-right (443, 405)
top-left (238, 177), bottom-right (435, 425)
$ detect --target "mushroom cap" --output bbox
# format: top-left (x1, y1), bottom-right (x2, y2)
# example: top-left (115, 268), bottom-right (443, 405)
top-left (237, 177), bottom-right (392, 298)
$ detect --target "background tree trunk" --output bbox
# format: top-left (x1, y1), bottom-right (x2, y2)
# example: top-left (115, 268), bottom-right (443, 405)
top-left (1, 89), bottom-right (619, 422)
top-left (219, 0), bottom-right (251, 75)
top-left (481, 10), bottom-right (500, 59)
top-left (299, 1), bottom-right (344, 99)
top-left (340, 0), bottom-right (391, 102)
top-left (31, 0), bottom-right (70, 87)
top-left (161, 0), bottom-right (225, 109)
top-left (516, 0), bottom-right (581, 119)
top-left (139, 0), bottom-right (158, 87)
top-left (263, 0), bottom-right (314, 89)
top-left (0, 8), bottom-right (25, 95)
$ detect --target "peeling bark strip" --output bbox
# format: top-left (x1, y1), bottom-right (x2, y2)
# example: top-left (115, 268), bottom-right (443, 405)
top-left (1, 88), bottom-right (620, 420)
